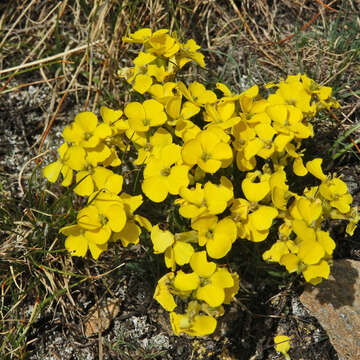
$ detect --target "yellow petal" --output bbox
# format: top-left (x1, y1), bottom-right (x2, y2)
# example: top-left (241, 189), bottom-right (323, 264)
top-left (293, 157), bottom-right (308, 176)
top-left (298, 240), bottom-right (325, 265)
top-left (151, 225), bottom-right (174, 253)
top-left (100, 106), bottom-right (123, 125)
top-left (154, 273), bottom-right (177, 311)
top-left (274, 335), bottom-right (291, 355)
top-left (85, 226), bottom-right (112, 244)
top-left (88, 241), bottom-right (107, 259)
top-left (74, 171), bottom-right (94, 196)
top-left (43, 161), bottom-right (62, 183)
top-left (292, 219), bottom-right (316, 242)
top-left (190, 251), bottom-right (216, 277)
top-left (196, 284), bottom-right (225, 307)
top-left (210, 268), bottom-right (234, 288)
top-left (103, 203), bottom-right (127, 232)
top-left (242, 178), bottom-right (270, 202)
top-left (173, 271), bottom-right (200, 292)
top-left (65, 232), bottom-right (88, 257)
top-left (280, 254), bottom-right (300, 273)
top-left (190, 315), bottom-right (217, 336)
top-left (306, 158), bottom-right (326, 180)
top-left (316, 231), bottom-right (336, 256)
top-left (182, 139), bottom-right (202, 165)
top-left (105, 174), bottom-right (123, 194)
top-left (142, 176), bottom-right (169, 202)
top-left (297, 198), bottom-right (322, 225)
top-left (302, 260), bottom-right (330, 283)
top-left (65, 146), bottom-right (86, 171)
top-left (75, 112), bottom-right (98, 132)
top-left (77, 205), bottom-right (101, 230)
top-left (250, 206), bottom-right (278, 231)
top-left (173, 241), bottom-right (194, 266)
top-left (133, 74), bottom-right (153, 94)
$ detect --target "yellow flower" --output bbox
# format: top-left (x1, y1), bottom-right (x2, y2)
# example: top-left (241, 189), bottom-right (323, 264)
top-left (147, 64), bottom-right (171, 82)
top-left (77, 203), bottom-right (126, 244)
top-left (153, 272), bottom-right (177, 311)
top-left (245, 205), bottom-right (278, 242)
top-left (149, 82), bottom-right (177, 104)
top-left (111, 194), bottom-right (150, 247)
top-left (142, 143), bottom-right (190, 202)
top-left (100, 106), bottom-right (128, 135)
top-left (60, 200), bottom-right (127, 260)
top-left (269, 75), bottom-right (314, 114)
top-left (122, 28), bottom-right (152, 43)
top-left (320, 177), bottom-right (352, 214)
top-left (302, 260), bottom-right (330, 285)
top-left (151, 225), bottom-right (196, 270)
top-left (173, 270), bottom-right (200, 293)
top-left (63, 112), bottom-right (112, 149)
top-left (73, 166), bottom-right (123, 196)
top-left (43, 143), bottom-right (74, 186)
top-left (177, 177), bottom-right (233, 219)
top-left (274, 335), bottom-right (291, 360)
top-left (147, 29), bottom-right (180, 58)
top-left (263, 240), bottom-right (295, 263)
top-left (192, 216), bottom-right (237, 258)
top-left (124, 99), bottom-right (167, 132)
top-left (177, 39), bottom-right (205, 68)
top-left (177, 81), bottom-right (217, 107)
top-left (190, 251), bottom-right (216, 277)
top-left (196, 268), bottom-right (235, 307)
top-left (204, 102), bottom-right (240, 129)
top-left (289, 197), bottom-right (322, 226)
top-left (133, 127), bottom-right (172, 165)
top-left (170, 312), bottom-right (217, 337)
top-left (182, 127), bottom-right (232, 173)
top-left (241, 170), bottom-right (271, 202)
top-left (269, 167), bottom-right (291, 210)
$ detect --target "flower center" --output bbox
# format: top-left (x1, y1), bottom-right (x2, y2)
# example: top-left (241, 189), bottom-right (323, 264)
top-left (201, 153), bottom-right (212, 162)
top-left (205, 230), bottom-right (213, 239)
top-left (161, 167), bottom-right (171, 177)
top-left (99, 214), bottom-right (108, 226)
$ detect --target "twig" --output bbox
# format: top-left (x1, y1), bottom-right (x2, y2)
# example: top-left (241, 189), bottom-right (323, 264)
top-left (0, 77), bottom-right (63, 95)
top-left (37, 53), bottom-right (88, 156)
top-left (0, 42), bottom-right (101, 77)
top-left (0, 0), bottom-right (38, 49)
top-left (277, 0), bottom-right (338, 45)
top-left (327, 108), bottom-right (360, 156)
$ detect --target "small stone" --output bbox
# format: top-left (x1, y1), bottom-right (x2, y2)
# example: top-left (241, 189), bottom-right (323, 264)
top-left (84, 298), bottom-right (121, 337)
top-left (300, 259), bottom-right (360, 360)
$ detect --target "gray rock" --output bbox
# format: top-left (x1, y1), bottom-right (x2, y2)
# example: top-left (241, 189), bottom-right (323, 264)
top-left (300, 259), bottom-right (360, 360)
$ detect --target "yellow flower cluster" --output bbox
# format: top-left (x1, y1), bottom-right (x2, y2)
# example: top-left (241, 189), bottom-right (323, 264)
top-left (43, 28), bottom-right (358, 337)
top-left (43, 107), bottom-right (151, 259)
